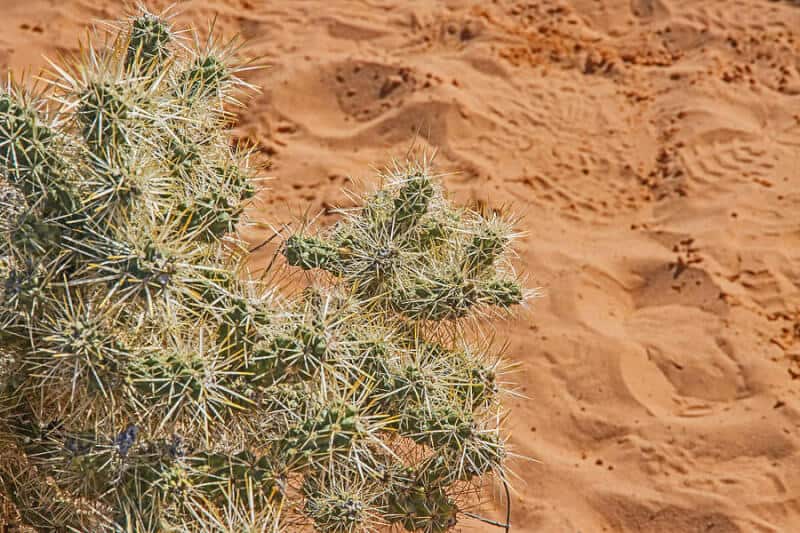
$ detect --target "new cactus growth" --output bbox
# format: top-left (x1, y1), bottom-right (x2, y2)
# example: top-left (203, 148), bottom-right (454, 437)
top-left (0, 8), bottom-right (531, 533)
top-left (126, 12), bottom-right (172, 72)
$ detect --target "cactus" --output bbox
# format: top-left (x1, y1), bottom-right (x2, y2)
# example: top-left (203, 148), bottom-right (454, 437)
top-left (285, 160), bottom-right (525, 321)
top-left (0, 8), bottom-right (531, 533)
top-left (278, 160), bottom-right (531, 531)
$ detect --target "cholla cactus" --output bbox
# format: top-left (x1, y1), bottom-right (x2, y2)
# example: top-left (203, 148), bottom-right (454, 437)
top-left (284, 159), bottom-right (524, 321)
top-left (279, 157), bottom-right (531, 532)
top-left (0, 8), bottom-right (278, 532)
top-left (0, 7), bottom-right (530, 533)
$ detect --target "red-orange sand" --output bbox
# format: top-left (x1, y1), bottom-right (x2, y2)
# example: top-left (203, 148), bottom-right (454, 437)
top-left (2, 1), bottom-right (800, 532)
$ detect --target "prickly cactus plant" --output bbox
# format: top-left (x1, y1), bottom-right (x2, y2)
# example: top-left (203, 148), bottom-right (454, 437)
top-left (0, 9), bottom-right (278, 532)
top-left (0, 8), bottom-right (531, 533)
top-left (279, 154), bottom-right (531, 532)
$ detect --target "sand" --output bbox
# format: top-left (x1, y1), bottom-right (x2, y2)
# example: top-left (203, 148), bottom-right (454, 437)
top-left (2, 1), bottom-right (799, 532)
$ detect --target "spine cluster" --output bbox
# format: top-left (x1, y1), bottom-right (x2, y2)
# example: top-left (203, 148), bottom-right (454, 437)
top-left (0, 9), bottom-right (530, 533)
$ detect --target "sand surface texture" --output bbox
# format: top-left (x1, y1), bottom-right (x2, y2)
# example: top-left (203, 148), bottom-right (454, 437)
top-left (2, 1), bottom-right (799, 532)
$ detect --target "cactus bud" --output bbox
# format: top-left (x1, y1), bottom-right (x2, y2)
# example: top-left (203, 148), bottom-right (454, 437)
top-left (463, 225), bottom-right (509, 272)
top-left (387, 480), bottom-right (458, 533)
top-left (78, 81), bottom-right (131, 150)
top-left (179, 55), bottom-right (229, 100)
top-left (284, 234), bottom-right (341, 272)
top-left (392, 171), bottom-right (434, 233)
top-left (478, 277), bottom-right (524, 308)
top-left (303, 473), bottom-right (377, 533)
top-left (126, 13), bottom-right (172, 73)
top-left (0, 92), bottom-right (60, 198)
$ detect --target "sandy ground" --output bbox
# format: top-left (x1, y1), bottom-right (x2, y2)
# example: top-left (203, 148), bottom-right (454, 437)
top-left (2, 1), bottom-right (800, 532)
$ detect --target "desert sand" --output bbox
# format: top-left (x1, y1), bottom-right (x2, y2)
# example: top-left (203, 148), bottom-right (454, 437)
top-left (1, 0), bottom-right (799, 532)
